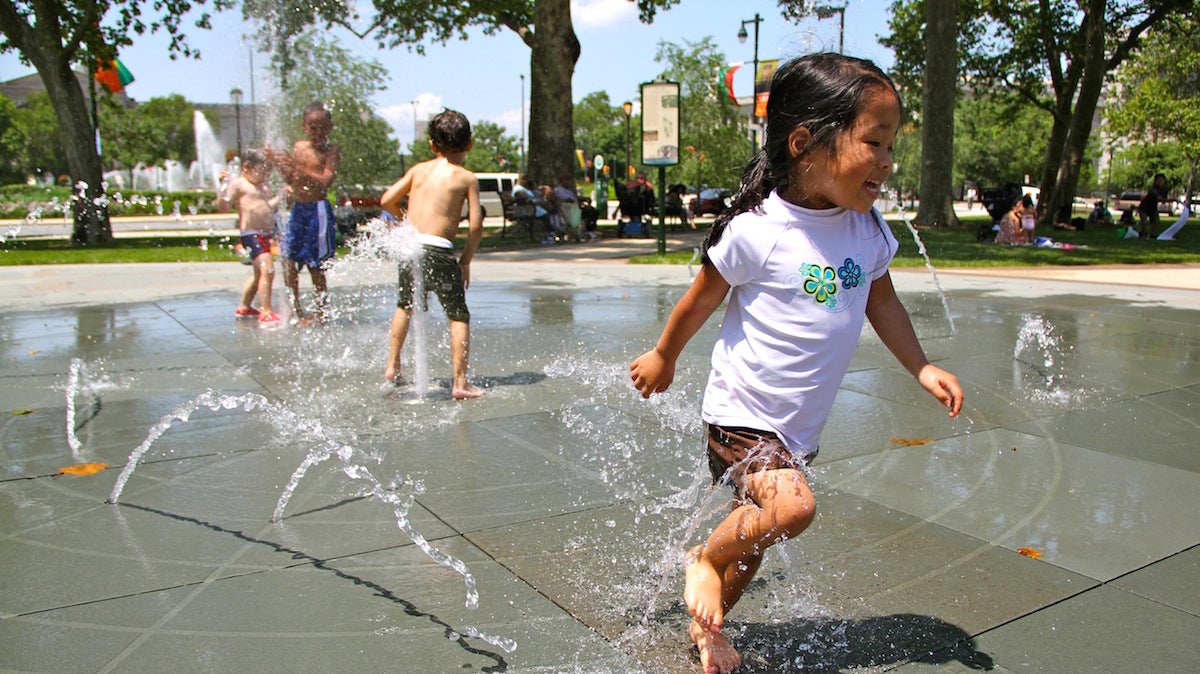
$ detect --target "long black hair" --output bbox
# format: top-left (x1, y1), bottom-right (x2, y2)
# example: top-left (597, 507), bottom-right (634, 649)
top-left (702, 53), bottom-right (900, 257)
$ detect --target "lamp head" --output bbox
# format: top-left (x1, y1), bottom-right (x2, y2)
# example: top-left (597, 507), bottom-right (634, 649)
top-left (230, 87), bottom-right (243, 105)
top-left (622, 101), bottom-right (633, 117)
top-left (737, 24), bottom-right (748, 43)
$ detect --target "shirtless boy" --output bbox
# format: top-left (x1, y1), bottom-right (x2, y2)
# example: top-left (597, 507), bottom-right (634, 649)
top-left (267, 103), bottom-right (341, 324)
top-left (380, 109), bottom-right (484, 399)
top-left (217, 149), bottom-right (284, 324)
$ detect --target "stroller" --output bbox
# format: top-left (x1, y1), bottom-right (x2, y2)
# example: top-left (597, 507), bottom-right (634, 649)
top-left (977, 183), bottom-right (1024, 241)
top-left (613, 181), bottom-right (654, 237)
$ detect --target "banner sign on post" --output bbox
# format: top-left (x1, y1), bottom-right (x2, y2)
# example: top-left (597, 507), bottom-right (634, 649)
top-left (754, 59), bottom-right (778, 119)
top-left (640, 80), bottom-right (680, 167)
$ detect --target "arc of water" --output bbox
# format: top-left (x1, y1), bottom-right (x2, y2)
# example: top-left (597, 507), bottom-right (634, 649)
top-left (105, 388), bottom-right (494, 632)
top-left (895, 206), bottom-right (956, 335)
top-left (65, 358), bottom-right (84, 458)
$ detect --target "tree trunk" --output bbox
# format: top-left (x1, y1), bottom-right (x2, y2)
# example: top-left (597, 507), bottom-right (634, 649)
top-left (1035, 96), bottom-right (1072, 220)
top-left (43, 64), bottom-right (112, 245)
top-left (1046, 0), bottom-right (1106, 226)
top-left (525, 0), bottom-right (580, 187)
top-left (914, 0), bottom-right (959, 227)
top-left (0, 5), bottom-right (112, 244)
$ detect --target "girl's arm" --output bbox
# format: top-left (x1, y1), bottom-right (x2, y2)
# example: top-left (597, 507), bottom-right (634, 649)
top-left (865, 271), bottom-right (964, 417)
top-left (631, 263), bottom-right (731, 398)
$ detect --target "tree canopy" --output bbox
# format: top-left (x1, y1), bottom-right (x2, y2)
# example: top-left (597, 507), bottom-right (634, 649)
top-left (885, 0), bottom-right (1190, 224)
top-left (1105, 4), bottom-right (1200, 197)
top-left (0, 0), bottom-right (229, 242)
top-left (243, 0), bottom-right (681, 187)
top-left (269, 30), bottom-right (402, 187)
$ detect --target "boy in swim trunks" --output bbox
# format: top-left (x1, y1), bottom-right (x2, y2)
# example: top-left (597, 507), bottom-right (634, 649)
top-left (380, 109), bottom-right (484, 399)
top-left (267, 102), bottom-right (341, 325)
top-left (217, 148), bottom-right (284, 324)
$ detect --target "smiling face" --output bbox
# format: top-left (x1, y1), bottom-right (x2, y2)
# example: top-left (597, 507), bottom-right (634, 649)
top-left (785, 87), bottom-right (900, 212)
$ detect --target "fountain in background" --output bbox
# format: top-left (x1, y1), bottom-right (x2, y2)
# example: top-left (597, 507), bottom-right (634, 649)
top-left (101, 110), bottom-right (228, 193)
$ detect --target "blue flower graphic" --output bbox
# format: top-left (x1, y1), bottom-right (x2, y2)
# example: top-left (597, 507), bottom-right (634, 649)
top-left (838, 258), bottom-right (863, 289)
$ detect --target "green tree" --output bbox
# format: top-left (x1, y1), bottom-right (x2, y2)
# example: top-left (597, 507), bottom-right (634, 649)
top-left (242, 0), bottom-right (681, 189)
top-left (0, 0), bottom-right (229, 244)
top-left (3, 91), bottom-right (68, 180)
top-left (0, 94), bottom-right (21, 183)
top-left (270, 30), bottom-right (401, 187)
top-left (1106, 4), bottom-right (1200, 200)
top-left (99, 95), bottom-right (205, 170)
top-left (886, 0), bottom-right (1189, 226)
top-left (573, 91), bottom-right (627, 175)
top-left (464, 120), bottom-right (521, 173)
top-left (652, 37), bottom-right (750, 191)
top-left (954, 94), bottom-right (1051, 189)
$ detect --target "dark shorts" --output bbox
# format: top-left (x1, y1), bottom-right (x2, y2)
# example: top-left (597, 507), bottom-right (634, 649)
top-left (706, 424), bottom-right (808, 503)
top-left (240, 233), bottom-right (273, 260)
top-left (283, 200), bottom-right (337, 269)
top-left (397, 245), bottom-right (470, 322)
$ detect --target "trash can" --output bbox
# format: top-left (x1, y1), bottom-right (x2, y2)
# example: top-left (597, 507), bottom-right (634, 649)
top-left (594, 176), bottom-right (608, 217)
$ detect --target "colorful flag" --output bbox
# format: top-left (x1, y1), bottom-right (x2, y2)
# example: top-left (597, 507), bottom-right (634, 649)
top-left (95, 58), bottom-right (134, 94)
top-left (722, 62), bottom-right (743, 104)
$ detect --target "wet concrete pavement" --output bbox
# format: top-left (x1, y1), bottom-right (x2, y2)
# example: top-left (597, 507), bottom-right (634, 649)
top-left (1, 236), bottom-right (1198, 673)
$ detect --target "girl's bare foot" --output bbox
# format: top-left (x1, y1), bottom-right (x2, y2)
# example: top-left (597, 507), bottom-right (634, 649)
top-left (452, 381), bottom-right (484, 399)
top-left (689, 618), bottom-right (742, 674)
top-left (683, 545), bottom-right (725, 633)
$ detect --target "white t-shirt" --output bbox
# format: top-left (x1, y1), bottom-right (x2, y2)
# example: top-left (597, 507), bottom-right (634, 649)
top-left (701, 191), bottom-right (898, 460)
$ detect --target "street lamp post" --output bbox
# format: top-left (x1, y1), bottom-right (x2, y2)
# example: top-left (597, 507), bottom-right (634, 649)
top-left (814, 4), bottom-right (846, 54)
top-left (622, 101), bottom-right (633, 182)
top-left (520, 74), bottom-right (526, 174)
top-left (737, 13), bottom-right (762, 148)
top-left (229, 87), bottom-right (243, 156)
top-left (411, 99), bottom-right (420, 149)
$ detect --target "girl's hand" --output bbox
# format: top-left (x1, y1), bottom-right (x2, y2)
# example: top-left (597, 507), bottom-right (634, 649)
top-left (917, 364), bottom-right (964, 417)
top-left (631, 349), bottom-right (674, 398)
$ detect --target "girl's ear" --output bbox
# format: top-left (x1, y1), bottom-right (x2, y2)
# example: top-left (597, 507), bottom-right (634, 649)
top-left (788, 126), bottom-right (813, 160)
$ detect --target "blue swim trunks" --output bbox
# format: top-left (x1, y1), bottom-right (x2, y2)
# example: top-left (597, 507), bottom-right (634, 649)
top-left (240, 231), bottom-right (273, 260)
top-left (283, 200), bottom-right (336, 269)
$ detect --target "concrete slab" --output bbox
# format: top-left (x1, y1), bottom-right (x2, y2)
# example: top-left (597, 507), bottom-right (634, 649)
top-left (1, 246), bottom-right (1198, 673)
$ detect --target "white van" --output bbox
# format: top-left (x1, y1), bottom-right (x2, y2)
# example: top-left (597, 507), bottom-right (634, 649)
top-left (462, 172), bottom-right (519, 220)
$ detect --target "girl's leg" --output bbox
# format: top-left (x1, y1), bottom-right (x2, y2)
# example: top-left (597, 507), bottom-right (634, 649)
top-left (685, 468), bottom-right (816, 631)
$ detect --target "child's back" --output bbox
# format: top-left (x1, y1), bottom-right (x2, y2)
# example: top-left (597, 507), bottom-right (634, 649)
top-left (403, 157), bottom-right (478, 241)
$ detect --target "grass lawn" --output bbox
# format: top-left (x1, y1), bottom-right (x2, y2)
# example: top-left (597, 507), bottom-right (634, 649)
top-left (629, 213), bottom-right (1200, 267)
top-left (2, 213), bottom-right (1198, 267)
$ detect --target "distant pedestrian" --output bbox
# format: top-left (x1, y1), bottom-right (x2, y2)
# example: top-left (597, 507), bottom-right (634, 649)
top-left (1138, 173), bottom-right (1168, 239)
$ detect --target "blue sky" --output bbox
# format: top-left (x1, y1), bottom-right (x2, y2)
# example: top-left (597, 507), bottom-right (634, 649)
top-left (1, 0), bottom-right (896, 148)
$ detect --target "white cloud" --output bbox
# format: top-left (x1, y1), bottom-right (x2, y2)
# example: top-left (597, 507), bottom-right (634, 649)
top-left (377, 93), bottom-right (444, 141)
top-left (493, 104), bottom-right (529, 138)
top-left (572, 0), bottom-right (638, 29)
